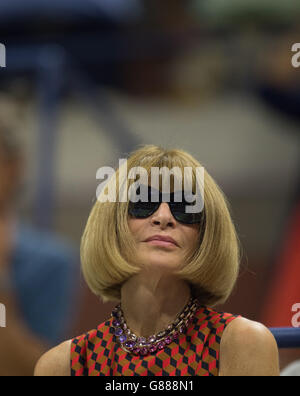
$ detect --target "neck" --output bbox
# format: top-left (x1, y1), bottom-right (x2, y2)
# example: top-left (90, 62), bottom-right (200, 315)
top-left (120, 269), bottom-right (191, 338)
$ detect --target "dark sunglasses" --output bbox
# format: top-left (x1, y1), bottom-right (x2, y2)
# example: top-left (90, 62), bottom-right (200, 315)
top-left (128, 185), bottom-right (204, 224)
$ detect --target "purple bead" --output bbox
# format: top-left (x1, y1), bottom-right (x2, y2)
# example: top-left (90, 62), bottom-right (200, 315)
top-left (137, 337), bottom-right (147, 345)
top-left (125, 341), bottom-right (135, 349)
top-left (132, 348), bottom-right (141, 355)
top-left (140, 348), bottom-right (149, 356)
top-left (173, 332), bottom-right (179, 339)
top-left (112, 319), bottom-right (121, 327)
top-left (119, 334), bottom-right (127, 343)
top-left (157, 341), bottom-right (166, 350)
top-left (165, 336), bottom-right (172, 345)
top-left (114, 327), bottom-right (123, 336)
top-left (149, 345), bottom-right (158, 353)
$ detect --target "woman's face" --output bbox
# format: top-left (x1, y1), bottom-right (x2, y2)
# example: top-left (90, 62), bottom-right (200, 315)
top-left (128, 202), bottom-right (200, 273)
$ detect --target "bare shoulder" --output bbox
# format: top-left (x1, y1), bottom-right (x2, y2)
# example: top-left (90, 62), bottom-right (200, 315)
top-left (34, 339), bottom-right (72, 377)
top-left (219, 317), bottom-right (280, 376)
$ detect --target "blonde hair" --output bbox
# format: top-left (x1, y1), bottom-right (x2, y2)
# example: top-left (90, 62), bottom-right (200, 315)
top-left (81, 144), bottom-right (242, 307)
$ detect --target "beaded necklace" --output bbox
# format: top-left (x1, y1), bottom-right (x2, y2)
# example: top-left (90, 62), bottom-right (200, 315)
top-left (111, 296), bottom-right (201, 357)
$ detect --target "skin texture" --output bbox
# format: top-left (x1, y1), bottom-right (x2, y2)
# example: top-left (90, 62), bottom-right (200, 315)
top-left (34, 202), bottom-right (280, 376)
top-left (219, 316), bottom-right (280, 376)
top-left (34, 340), bottom-right (72, 377)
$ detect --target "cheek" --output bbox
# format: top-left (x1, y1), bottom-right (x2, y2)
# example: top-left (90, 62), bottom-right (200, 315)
top-left (127, 217), bottom-right (134, 231)
top-left (128, 217), bottom-right (146, 235)
top-left (185, 229), bottom-right (200, 251)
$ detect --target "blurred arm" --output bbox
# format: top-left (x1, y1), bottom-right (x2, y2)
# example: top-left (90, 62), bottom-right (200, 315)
top-left (0, 287), bottom-right (49, 376)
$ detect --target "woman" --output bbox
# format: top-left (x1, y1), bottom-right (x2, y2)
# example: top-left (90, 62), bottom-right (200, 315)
top-left (34, 145), bottom-right (280, 376)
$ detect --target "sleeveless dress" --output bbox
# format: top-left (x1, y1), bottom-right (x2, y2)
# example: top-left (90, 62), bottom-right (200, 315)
top-left (70, 305), bottom-right (241, 376)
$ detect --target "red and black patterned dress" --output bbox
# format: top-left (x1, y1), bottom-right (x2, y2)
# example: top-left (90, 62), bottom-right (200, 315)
top-left (70, 305), bottom-right (240, 376)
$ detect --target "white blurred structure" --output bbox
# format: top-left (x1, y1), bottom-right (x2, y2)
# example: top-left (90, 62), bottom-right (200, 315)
top-left (281, 360), bottom-right (300, 376)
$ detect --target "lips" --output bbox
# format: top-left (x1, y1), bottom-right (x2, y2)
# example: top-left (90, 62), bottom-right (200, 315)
top-left (145, 235), bottom-right (179, 247)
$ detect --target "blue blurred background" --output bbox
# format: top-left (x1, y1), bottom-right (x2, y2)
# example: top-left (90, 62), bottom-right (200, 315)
top-left (0, 0), bottom-right (299, 374)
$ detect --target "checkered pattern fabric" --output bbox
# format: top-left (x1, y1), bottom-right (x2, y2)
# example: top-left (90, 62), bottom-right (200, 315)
top-left (70, 305), bottom-right (240, 376)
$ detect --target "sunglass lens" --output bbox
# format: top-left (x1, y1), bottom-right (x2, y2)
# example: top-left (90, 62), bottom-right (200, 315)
top-left (128, 202), bottom-right (159, 218)
top-left (169, 203), bottom-right (202, 224)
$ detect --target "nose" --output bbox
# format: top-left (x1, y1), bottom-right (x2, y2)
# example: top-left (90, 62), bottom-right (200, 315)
top-left (150, 202), bottom-right (176, 228)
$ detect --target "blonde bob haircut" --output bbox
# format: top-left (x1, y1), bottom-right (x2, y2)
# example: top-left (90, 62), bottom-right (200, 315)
top-left (81, 144), bottom-right (242, 307)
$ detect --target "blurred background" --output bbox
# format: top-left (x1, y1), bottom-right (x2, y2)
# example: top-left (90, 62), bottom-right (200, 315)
top-left (0, 0), bottom-right (299, 375)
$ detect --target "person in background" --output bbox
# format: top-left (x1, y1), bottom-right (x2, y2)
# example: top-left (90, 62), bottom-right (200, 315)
top-left (0, 121), bottom-right (80, 376)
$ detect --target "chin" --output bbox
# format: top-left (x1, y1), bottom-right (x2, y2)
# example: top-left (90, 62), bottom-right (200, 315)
top-left (141, 257), bottom-right (180, 272)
